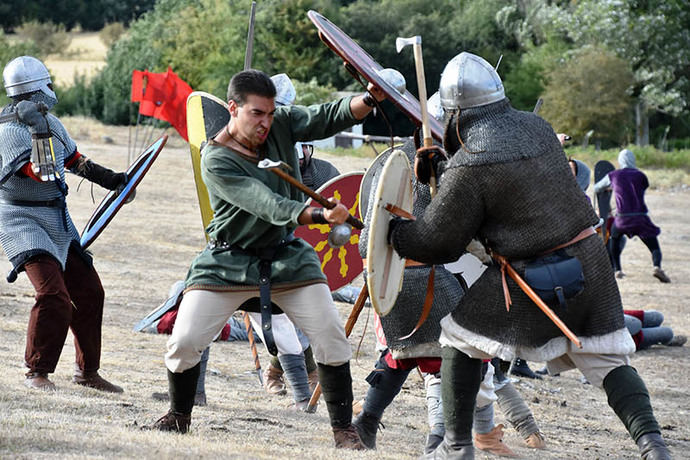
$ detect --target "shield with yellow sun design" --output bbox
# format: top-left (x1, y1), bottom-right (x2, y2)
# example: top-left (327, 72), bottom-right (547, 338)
top-left (295, 171), bottom-right (364, 292)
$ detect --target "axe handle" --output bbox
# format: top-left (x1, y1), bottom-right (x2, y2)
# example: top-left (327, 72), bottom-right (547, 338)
top-left (411, 43), bottom-right (436, 197)
top-left (269, 167), bottom-right (364, 230)
top-left (306, 284), bottom-right (370, 412)
top-left (242, 312), bottom-right (264, 386)
top-left (412, 44), bottom-right (432, 148)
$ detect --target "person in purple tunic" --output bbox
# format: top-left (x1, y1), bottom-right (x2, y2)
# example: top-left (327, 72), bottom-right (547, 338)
top-left (594, 149), bottom-right (670, 283)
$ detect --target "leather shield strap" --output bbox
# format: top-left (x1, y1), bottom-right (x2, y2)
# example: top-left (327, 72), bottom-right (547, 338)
top-left (397, 265), bottom-right (435, 340)
top-left (385, 202), bottom-right (416, 220)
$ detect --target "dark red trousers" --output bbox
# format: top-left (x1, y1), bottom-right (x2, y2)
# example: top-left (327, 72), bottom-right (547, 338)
top-left (23, 247), bottom-right (104, 374)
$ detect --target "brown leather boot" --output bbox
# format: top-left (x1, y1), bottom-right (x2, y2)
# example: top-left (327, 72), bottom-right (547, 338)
top-left (73, 370), bottom-right (123, 393)
top-left (24, 372), bottom-right (56, 391)
top-left (474, 424), bottom-right (518, 457)
top-left (146, 410), bottom-right (191, 434)
top-left (524, 431), bottom-right (546, 449)
top-left (332, 424), bottom-right (367, 449)
top-left (263, 363), bottom-right (287, 395)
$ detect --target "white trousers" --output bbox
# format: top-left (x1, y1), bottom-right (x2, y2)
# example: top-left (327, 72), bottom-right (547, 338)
top-left (247, 312), bottom-right (305, 356)
top-left (165, 283), bottom-right (351, 372)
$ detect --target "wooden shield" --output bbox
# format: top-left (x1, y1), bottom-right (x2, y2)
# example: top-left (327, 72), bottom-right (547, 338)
top-left (359, 145), bottom-right (403, 221)
top-left (295, 172), bottom-right (364, 292)
top-left (80, 135), bottom-right (167, 250)
top-left (186, 91), bottom-right (230, 236)
top-left (366, 149), bottom-right (413, 316)
top-left (308, 10), bottom-right (443, 142)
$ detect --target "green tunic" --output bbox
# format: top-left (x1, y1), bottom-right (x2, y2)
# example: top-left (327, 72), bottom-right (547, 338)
top-left (185, 96), bottom-right (357, 291)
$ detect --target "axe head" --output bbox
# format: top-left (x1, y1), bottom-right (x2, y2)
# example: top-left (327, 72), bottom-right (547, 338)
top-left (396, 36), bottom-right (421, 53)
top-left (257, 158), bottom-right (293, 171)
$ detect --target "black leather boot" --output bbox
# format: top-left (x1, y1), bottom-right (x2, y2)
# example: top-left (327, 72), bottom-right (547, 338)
top-left (637, 432), bottom-right (671, 460)
top-left (604, 365), bottom-right (669, 458)
top-left (353, 411), bottom-right (381, 449)
top-left (147, 363), bottom-right (200, 433)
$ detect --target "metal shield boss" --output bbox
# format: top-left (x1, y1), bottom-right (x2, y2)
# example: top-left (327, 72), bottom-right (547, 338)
top-left (366, 149), bottom-right (413, 316)
top-left (295, 172), bottom-right (364, 292)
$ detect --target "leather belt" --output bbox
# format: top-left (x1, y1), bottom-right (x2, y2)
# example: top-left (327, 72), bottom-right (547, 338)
top-left (405, 259), bottom-right (427, 267)
top-left (0, 198), bottom-right (65, 207)
top-left (210, 234), bottom-right (296, 356)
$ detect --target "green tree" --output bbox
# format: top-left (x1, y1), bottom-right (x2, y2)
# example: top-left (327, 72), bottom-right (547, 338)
top-left (255, 0), bottom-right (342, 87)
top-left (0, 32), bottom-right (42, 108)
top-left (540, 47), bottom-right (634, 146)
top-left (550, 0), bottom-right (690, 145)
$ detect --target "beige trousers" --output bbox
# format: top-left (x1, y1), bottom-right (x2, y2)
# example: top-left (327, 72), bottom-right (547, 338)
top-left (448, 339), bottom-right (630, 388)
top-left (165, 283), bottom-right (352, 373)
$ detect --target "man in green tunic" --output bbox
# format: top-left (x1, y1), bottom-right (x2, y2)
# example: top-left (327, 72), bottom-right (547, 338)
top-left (148, 69), bottom-right (383, 449)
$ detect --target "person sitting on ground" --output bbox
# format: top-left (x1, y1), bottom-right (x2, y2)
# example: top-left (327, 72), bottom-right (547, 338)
top-left (624, 309), bottom-right (686, 350)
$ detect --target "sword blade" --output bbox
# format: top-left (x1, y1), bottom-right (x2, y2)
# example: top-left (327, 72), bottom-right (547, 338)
top-left (244, 1), bottom-right (257, 70)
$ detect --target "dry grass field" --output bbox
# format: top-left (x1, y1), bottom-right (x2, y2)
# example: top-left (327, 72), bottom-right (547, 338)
top-left (0, 121), bottom-right (688, 459)
top-left (43, 32), bottom-right (108, 87)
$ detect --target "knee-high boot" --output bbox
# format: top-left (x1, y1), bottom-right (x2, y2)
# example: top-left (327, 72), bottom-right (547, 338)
top-left (423, 347), bottom-right (482, 459)
top-left (603, 365), bottom-right (670, 460)
top-left (353, 352), bottom-right (412, 448)
top-left (148, 362), bottom-right (200, 433)
top-left (318, 362), bottom-right (366, 449)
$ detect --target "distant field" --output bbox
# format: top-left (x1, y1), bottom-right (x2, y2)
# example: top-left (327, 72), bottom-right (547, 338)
top-left (43, 32), bottom-right (108, 87)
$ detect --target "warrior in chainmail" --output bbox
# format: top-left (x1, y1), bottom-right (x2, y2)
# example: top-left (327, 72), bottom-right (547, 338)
top-left (0, 56), bottom-right (128, 392)
top-left (389, 52), bottom-right (671, 459)
top-left (355, 126), bottom-right (544, 455)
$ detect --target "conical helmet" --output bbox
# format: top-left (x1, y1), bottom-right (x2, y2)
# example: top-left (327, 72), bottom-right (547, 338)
top-left (439, 52), bottom-right (504, 110)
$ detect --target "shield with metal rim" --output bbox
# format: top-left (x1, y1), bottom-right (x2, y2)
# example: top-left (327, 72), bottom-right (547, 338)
top-left (80, 135), bottom-right (167, 249)
top-left (366, 149), bottom-right (413, 316)
top-left (186, 91), bottom-right (230, 235)
top-left (132, 280), bottom-right (185, 332)
top-left (359, 145), bottom-right (403, 221)
top-left (307, 10), bottom-right (443, 142)
top-left (295, 171), bottom-right (364, 292)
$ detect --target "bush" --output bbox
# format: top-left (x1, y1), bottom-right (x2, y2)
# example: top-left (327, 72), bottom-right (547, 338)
top-left (0, 32), bottom-right (42, 107)
top-left (99, 22), bottom-right (126, 47)
top-left (564, 145), bottom-right (690, 171)
top-left (293, 78), bottom-right (336, 106)
top-left (15, 20), bottom-right (71, 56)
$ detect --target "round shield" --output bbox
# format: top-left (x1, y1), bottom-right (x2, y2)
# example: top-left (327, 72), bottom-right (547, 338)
top-left (366, 149), bottom-right (413, 316)
top-left (80, 135), bottom-right (167, 249)
top-left (295, 171), bottom-right (364, 292)
top-left (308, 10), bottom-right (444, 142)
top-left (359, 145), bottom-right (402, 221)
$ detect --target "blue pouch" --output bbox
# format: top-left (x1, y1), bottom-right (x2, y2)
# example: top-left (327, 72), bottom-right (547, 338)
top-left (524, 250), bottom-right (584, 308)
